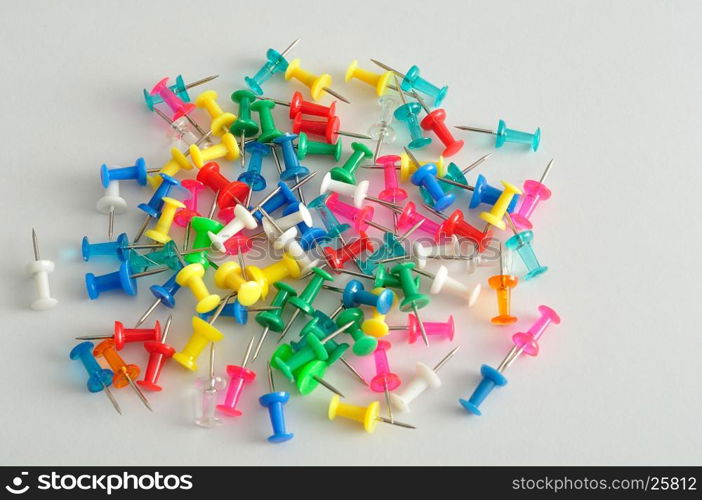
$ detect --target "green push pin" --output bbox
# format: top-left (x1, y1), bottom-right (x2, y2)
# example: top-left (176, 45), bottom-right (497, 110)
top-left (372, 265), bottom-right (420, 291)
top-left (253, 281), bottom-right (298, 361)
top-left (335, 308), bottom-right (378, 356)
top-left (271, 335), bottom-right (329, 381)
top-left (299, 317), bottom-right (350, 365)
top-left (230, 90), bottom-right (260, 167)
top-left (391, 262), bottom-right (431, 346)
top-left (185, 217), bottom-right (222, 267)
top-left (297, 132), bottom-right (343, 162)
top-left (251, 99), bottom-right (284, 144)
top-left (329, 142), bottom-right (373, 184)
top-left (277, 267), bottom-right (334, 343)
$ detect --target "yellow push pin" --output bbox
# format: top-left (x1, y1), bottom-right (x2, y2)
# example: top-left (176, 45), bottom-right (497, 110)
top-left (327, 395), bottom-right (415, 433)
top-left (479, 181), bottom-right (523, 231)
top-left (245, 253), bottom-right (301, 299)
top-left (189, 132), bottom-right (240, 168)
top-left (345, 60), bottom-right (392, 96)
top-left (176, 263), bottom-right (221, 313)
top-left (284, 59), bottom-right (350, 103)
top-left (194, 90), bottom-right (237, 137)
top-left (148, 147), bottom-right (194, 189)
top-left (213, 261), bottom-right (262, 306)
top-left (173, 316), bottom-right (224, 371)
top-left (144, 197), bottom-right (185, 244)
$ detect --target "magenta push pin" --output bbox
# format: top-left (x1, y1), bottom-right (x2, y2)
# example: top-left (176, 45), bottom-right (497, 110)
top-left (388, 313), bottom-right (455, 344)
top-left (369, 340), bottom-right (401, 421)
top-left (150, 77), bottom-right (197, 121)
top-left (497, 305), bottom-right (561, 371)
top-left (216, 337), bottom-right (256, 417)
top-left (511, 159), bottom-right (554, 230)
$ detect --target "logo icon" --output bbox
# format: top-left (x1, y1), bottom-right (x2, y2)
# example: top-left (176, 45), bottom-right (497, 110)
top-left (5, 472), bottom-right (29, 495)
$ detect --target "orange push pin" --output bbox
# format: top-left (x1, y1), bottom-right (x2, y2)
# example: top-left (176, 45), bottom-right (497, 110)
top-left (479, 180), bottom-right (522, 231)
top-left (213, 261), bottom-right (262, 306)
top-left (284, 59), bottom-right (350, 103)
top-left (144, 197), bottom-right (185, 244)
top-left (194, 90), bottom-right (237, 137)
top-left (148, 147), bottom-right (193, 189)
top-left (93, 339), bottom-right (152, 411)
top-left (487, 242), bottom-right (519, 325)
top-left (345, 60), bottom-right (392, 96)
top-left (176, 263), bottom-right (222, 313)
top-left (189, 133), bottom-right (240, 168)
top-left (327, 395), bottom-right (415, 433)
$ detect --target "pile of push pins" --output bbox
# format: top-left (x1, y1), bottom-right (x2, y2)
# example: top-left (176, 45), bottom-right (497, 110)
top-left (28, 38), bottom-right (561, 442)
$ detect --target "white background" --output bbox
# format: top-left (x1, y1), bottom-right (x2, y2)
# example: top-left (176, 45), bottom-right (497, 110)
top-left (1, 0), bottom-right (701, 466)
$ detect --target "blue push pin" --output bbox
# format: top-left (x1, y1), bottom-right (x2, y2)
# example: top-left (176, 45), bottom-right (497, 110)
top-left (340, 279), bottom-right (394, 314)
top-left (238, 141), bottom-right (269, 192)
top-left (419, 162), bottom-right (467, 207)
top-left (274, 133), bottom-right (310, 181)
top-left (282, 202), bottom-right (328, 251)
top-left (469, 174), bottom-right (520, 212)
top-left (455, 119), bottom-right (541, 152)
top-left (134, 267), bottom-right (185, 328)
top-left (504, 216), bottom-right (548, 280)
top-left (245, 43), bottom-right (297, 95)
top-left (308, 194), bottom-right (350, 239)
top-left (69, 342), bottom-right (121, 414)
top-left (459, 364), bottom-right (507, 416)
top-left (411, 163), bottom-right (456, 211)
top-left (100, 158), bottom-right (148, 189)
top-left (252, 181), bottom-right (299, 223)
top-left (81, 232), bottom-right (130, 262)
top-left (135, 173), bottom-right (181, 241)
top-left (143, 75), bottom-right (190, 110)
top-left (85, 261), bottom-right (138, 300)
top-left (259, 363), bottom-right (293, 443)
top-left (394, 101), bottom-right (432, 150)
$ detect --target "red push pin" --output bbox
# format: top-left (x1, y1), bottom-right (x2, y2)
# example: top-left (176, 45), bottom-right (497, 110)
top-left (288, 91), bottom-right (336, 119)
top-left (420, 108), bottom-right (464, 157)
top-left (75, 320), bottom-right (161, 351)
top-left (292, 114), bottom-right (371, 144)
top-left (216, 337), bottom-right (256, 417)
top-left (422, 204), bottom-right (493, 253)
top-left (196, 162), bottom-right (251, 210)
top-left (322, 233), bottom-right (375, 271)
top-left (138, 315), bottom-right (176, 392)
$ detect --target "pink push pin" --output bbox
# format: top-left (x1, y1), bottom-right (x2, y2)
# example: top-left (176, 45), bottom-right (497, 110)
top-left (388, 314), bottom-right (454, 344)
top-left (369, 340), bottom-right (402, 392)
top-left (377, 154), bottom-right (407, 203)
top-left (326, 192), bottom-right (375, 233)
top-left (511, 159), bottom-right (554, 231)
top-left (395, 201), bottom-right (442, 241)
top-left (174, 180), bottom-right (205, 227)
top-left (496, 305), bottom-right (561, 371)
top-left (150, 77), bottom-right (196, 120)
top-left (216, 337), bottom-right (256, 417)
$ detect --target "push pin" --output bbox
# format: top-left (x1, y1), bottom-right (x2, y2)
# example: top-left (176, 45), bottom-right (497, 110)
top-left (325, 193), bottom-right (375, 233)
top-left (245, 254), bottom-right (301, 299)
top-left (75, 320), bottom-right (161, 350)
top-left (323, 279), bottom-right (394, 314)
top-left (284, 58), bottom-right (350, 103)
top-left (308, 194), bottom-right (351, 239)
top-left (504, 213), bottom-right (548, 280)
top-left (421, 108), bottom-right (464, 157)
top-left (393, 74), bottom-right (432, 150)
top-left (132, 270), bottom-right (182, 328)
top-left (368, 95), bottom-right (398, 161)
top-left (455, 119), bottom-right (541, 151)
top-left (330, 142), bottom-right (374, 185)
top-left (296, 132), bottom-right (342, 161)
top-left (194, 90), bottom-right (237, 136)
top-left (345, 60), bottom-right (393, 96)
top-left (138, 315), bottom-right (175, 392)
top-left (272, 227), bottom-right (321, 275)
top-left (194, 341), bottom-right (227, 428)
top-left (249, 174), bottom-right (317, 222)
top-left (334, 308), bottom-right (378, 356)
top-left (245, 39), bottom-right (301, 95)
top-left (230, 89), bottom-right (260, 163)
top-left (371, 59), bottom-right (448, 107)
top-left (208, 204), bottom-right (258, 253)
top-left (273, 133), bottom-right (310, 181)
top-left (322, 233), bottom-right (374, 272)
top-left (176, 263), bottom-right (221, 313)
top-left (479, 181), bottom-right (523, 231)
top-left (257, 91), bottom-right (336, 120)
top-left (488, 242), bottom-right (519, 325)
top-left (262, 204), bottom-right (312, 237)
top-left (388, 313), bottom-right (455, 344)
top-left (144, 197), bottom-right (185, 244)
top-left (27, 229), bottom-right (58, 310)
top-left (196, 162), bottom-right (250, 212)
top-left (150, 77), bottom-right (196, 120)
top-left (174, 294), bottom-right (232, 371)
top-left (93, 339), bottom-right (152, 412)
top-left (292, 114), bottom-right (371, 145)
top-left (174, 179), bottom-right (205, 232)
top-left (390, 346), bottom-right (460, 412)
top-left (327, 395), bottom-right (415, 433)
top-left (97, 180), bottom-right (128, 242)
top-left (151, 107), bottom-right (199, 144)
top-left (411, 163), bottom-right (456, 211)
top-left (253, 281), bottom-right (298, 360)
top-left (134, 173), bottom-right (181, 242)
top-left (511, 159), bottom-right (554, 230)
top-left (436, 173), bottom-right (520, 213)
top-left (147, 146), bottom-right (194, 189)
top-left (277, 267), bottom-right (334, 343)
top-left (251, 99), bottom-right (284, 143)
top-left (413, 235), bottom-right (461, 269)
top-left (421, 204), bottom-right (493, 253)
top-left (377, 154), bottom-right (408, 203)
top-left (213, 261), bottom-right (262, 306)
top-left (259, 363), bottom-right (294, 443)
top-left (69, 342), bottom-right (121, 415)
top-left (143, 74), bottom-right (219, 109)
top-left (391, 262), bottom-right (431, 346)
top-left (189, 133), bottom-right (240, 168)
top-left (85, 261), bottom-right (169, 300)
top-left (217, 337), bottom-right (256, 417)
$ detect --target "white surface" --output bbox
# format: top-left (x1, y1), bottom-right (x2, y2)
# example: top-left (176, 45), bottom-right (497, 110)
top-left (1, 0), bottom-right (701, 466)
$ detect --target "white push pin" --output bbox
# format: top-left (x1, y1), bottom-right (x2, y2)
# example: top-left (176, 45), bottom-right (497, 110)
top-left (261, 203), bottom-right (313, 236)
top-left (413, 235), bottom-right (461, 269)
top-left (27, 229), bottom-right (58, 311)
top-left (319, 172), bottom-right (370, 209)
top-left (415, 265), bottom-right (481, 306)
top-left (273, 227), bottom-right (320, 275)
top-left (390, 346), bottom-right (460, 412)
top-left (208, 204), bottom-right (258, 252)
top-left (97, 181), bottom-right (128, 241)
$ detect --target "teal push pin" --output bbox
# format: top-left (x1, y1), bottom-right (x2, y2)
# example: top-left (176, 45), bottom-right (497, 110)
top-left (277, 267), bottom-right (334, 343)
top-left (69, 342), bottom-right (121, 415)
top-left (371, 59), bottom-right (447, 107)
top-left (329, 142), bottom-right (374, 184)
top-left (455, 120), bottom-right (541, 151)
top-left (244, 39), bottom-right (301, 95)
top-left (358, 230), bottom-right (408, 275)
top-left (393, 74), bottom-right (432, 149)
top-left (308, 194), bottom-right (351, 239)
top-left (297, 132), bottom-right (343, 162)
top-left (504, 213), bottom-right (548, 280)
top-left (238, 141), bottom-right (270, 192)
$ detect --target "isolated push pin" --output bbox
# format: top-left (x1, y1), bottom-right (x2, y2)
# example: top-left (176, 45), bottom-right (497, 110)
top-left (345, 60), bottom-right (392, 96)
top-left (371, 59), bottom-right (448, 107)
top-left (455, 119), bottom-right (541, 151)
top-left (69, 341), bottom-right (121, 415)
top-left (217, 337), bottom-right (257, 417)
top-left (93, 339), bottom-right (152, 412)
top-left (27, 229), bottom-right (58, 311)
top-left (245, 39), bottom-right (300, 95)
top-left (391, 346), bottom-right (460, 412)
top-left (511, 159), bottom-right (554, 230)
top-left (284, 58), bottom-right (350, 103)
top-left (488, 242), bottom-right (519, 325)
top-left (138, 315), bottom-right (176, 392)
top-left (504, 213), bottom-right (548, 280)
top-left (327, 395), bottom-right (415, 433)
top-left (259, 363), bottom-right (294, 443)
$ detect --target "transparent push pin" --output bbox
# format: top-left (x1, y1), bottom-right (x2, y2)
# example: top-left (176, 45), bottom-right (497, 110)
top-left (327, 395), bottom-right (416, 433)
top-left (392, 74), bottom-right (432, 150)
top-left (369, 95), bottom-right (398, 161)
top-left (390, 346), bottom-right (461, 412)
top-left (284, 58), bottom-right (350, 103)
top-left (152, 107), bottom-right (199, 145)
top-left (245, 38), bottom-right (301, 95)
top-left (27, 229), bottom-right (58, 311)
top-left (93, 339), bottom-right (153, 412)
top-left (455, 120), bottom-right (541, 151)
